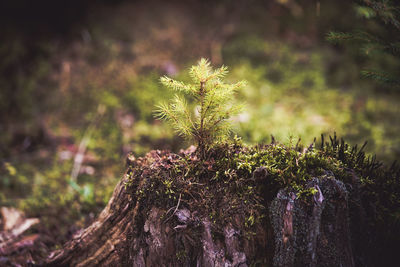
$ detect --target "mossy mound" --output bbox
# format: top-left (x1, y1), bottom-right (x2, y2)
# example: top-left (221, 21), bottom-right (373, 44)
top-left (123, 135), bottom-right (399, 266)
top-left (47, 135), bottom-right (400, 266)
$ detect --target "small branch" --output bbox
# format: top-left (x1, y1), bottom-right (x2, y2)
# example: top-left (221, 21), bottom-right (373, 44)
top-left (164, 193), bottom-right (182, 222)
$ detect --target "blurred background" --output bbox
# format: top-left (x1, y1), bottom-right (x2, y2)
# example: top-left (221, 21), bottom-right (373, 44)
top-left (0, 0), bottom-right (399, 248)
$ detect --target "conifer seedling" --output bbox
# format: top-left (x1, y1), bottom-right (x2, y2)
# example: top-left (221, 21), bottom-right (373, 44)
top-left (155, 58), bottom-right (246, 156)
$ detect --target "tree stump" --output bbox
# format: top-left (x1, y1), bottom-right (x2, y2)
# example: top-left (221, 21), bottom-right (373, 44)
top-left (45, 148), bottom-right (359, 266)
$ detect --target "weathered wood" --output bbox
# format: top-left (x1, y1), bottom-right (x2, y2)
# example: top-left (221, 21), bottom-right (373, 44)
top-left (46, 179), bottom-right (137, 266)
top-left (46, 152), bottom-right (356, 266)
top-left (270, 176), bottom-right (354, 267)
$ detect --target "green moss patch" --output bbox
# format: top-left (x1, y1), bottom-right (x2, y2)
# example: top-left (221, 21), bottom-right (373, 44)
top-left (124, 135), bottom-right (400, 265)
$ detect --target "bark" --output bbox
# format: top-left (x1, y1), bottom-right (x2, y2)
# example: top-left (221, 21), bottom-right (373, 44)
top-left (46, 155), bottom-right (355, 266)
top-left (46, 177), bottom-right (260, 266)
top-left (270, 176), bottom-right (354, 267)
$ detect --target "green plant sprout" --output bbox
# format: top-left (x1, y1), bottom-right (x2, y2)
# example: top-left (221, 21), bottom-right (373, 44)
top-left (155, 58), bottom-right (246, 155)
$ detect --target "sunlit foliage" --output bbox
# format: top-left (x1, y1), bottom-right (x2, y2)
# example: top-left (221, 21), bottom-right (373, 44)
top-left (155, 59), bottom-right (246, 154)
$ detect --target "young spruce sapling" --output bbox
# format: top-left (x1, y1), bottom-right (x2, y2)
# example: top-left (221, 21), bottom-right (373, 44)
top-left (155, 58), bottom-right (246, 156)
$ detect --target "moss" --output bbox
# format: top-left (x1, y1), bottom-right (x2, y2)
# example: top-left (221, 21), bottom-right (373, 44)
top-left (175, 250), bottom-right (187, 261)
top-left (124, 135), bottom-right (400, 265)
